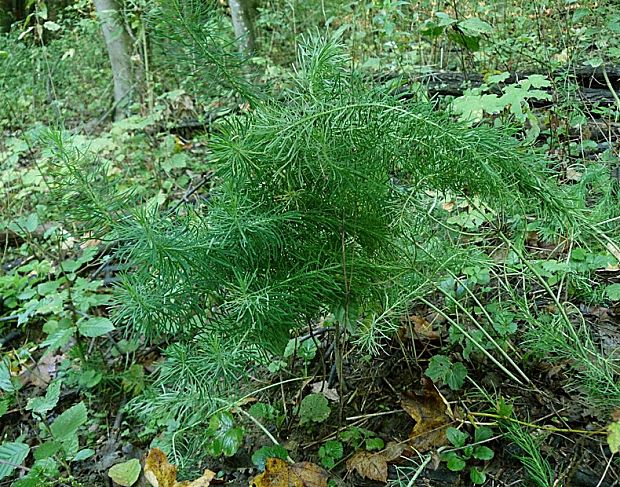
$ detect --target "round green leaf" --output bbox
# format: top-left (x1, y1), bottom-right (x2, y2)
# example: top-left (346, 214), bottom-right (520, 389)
top-left (445, 453), bottom-right (466, 472)
top-left (299, 393), bottom-right (331, 424)
top-left (108, 458), bottom-right (141, 487)
top-left (446, 427), bottom-right (469, 448)
top-left (221, 427), bottom-right (244, 457)
top-left (473, 445), bottom-right (495, 461)
top-left (321, 440), bottom-right (343, 460)
top-left (474, 426), bottom-right (494, 443)
top-left (470, 467), bottom-right (487, 484)
top-left (605, 284), bottom-right (620, 301)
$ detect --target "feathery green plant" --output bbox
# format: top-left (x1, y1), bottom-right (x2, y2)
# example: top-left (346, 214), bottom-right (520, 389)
top-left (148, 0), bottom-right (257, 102)
top-left (46, 33), bottom-right (570, 469)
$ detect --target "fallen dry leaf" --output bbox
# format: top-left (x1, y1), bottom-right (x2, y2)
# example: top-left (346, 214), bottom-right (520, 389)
top-left (441, 201), bottom-right (455, 212)
top-left (310, 381), bottom-right (339, 402)
top-left (250, 457), bottom-right (328, 487)
top-left (177, 470), bottom-right (216, 487)
top-left (144, 448), bottom-right (215, 487)
top-left (145, 449), bottom-right (177, 487)
top-left (409, 315), bottom-right (441, 340)
top-left (401, 381), bottom-right (451, 452)
top-left (19, 353), bottom-right (63, 387)
top-left (346, 442), bottom-right (406, 483)
top-left (565, 167), bottom-right (583, 182)
top-left (346, 451), bottom-right (387, 483)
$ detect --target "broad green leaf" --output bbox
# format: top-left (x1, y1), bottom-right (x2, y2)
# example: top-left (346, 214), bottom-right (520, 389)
top-left (365, 437), bottom-right (384, 451)
top-left (425, 355), bottom-right (467, 390)
top-left (319, 440), bottom-right (343, 460)
top-left (0, 360), bottom-right (16, 392)
top-left (486, 72), bottom-right (510, 84)
top-left (108, 458), bottom-right (141, 486)
top-left (444, 452), bottom-right (466, 472)
top-left (37, 280), bottom-right (62, 296)
top-left (220, 428), bottom-right (244, 457)
top-left (206, 412), bottom-right (244, 457)
top-left (299, 393), bottom-right (331, 424)
top-left (24, 213), bottom-right (39, 233)
top-left (50, 402), bottom-right (87, 441)
top-left (519, 74), bottom-right (551, 90)
top-left (26, 380), bottom-right (62, 416)
top-left (572, 7), bottom-right (590, 22)
top-left (34, 441), bottom-right (62, 461)
top-left (608, 420), bottom-right (620, 454)
top-left (459, 17), bottom-right (493, 35)
top-left (40, 327), bottom-right (75, 354)
top-left (12, 457), bottom-right (59, 486)
top-left (43, 20), bottom-right (61, 31)
top-left (446, 427), bottom-right (469, 448)
top-left (474, 426), bottom-right (494, 443)
top-left (435, 12), bottom-right (457, 27)
top-left (0, 442), bottom-right (30, 480)
top-left (473, 445), bottom-right (495, 461)
top-left (445, 363), bottom-right (467, 390)
top-left (470, 467), bottom-right (487, 484)
top-left (61, 432), bottom-right (80, 458)
top-left (161, 153), bottom-right (189, 172)
top-left (0, 398), bottom-right (9, 417)
top-left (73, 448), bottom-right (95, 461)
top-left (425, 355), bottom-right (451, 382)
top-left (78, 317), bottom-right (115, 337)
top-left (252, 445), bottom-right (289, 470)
top-left (605, 284), bottom-right (620, 301)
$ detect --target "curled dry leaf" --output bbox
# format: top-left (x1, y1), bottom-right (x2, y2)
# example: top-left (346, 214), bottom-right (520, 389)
top-left (401, 381), bottom-right (451, 452)
top-left (310, 381), bottom-right (340, 402)
top-left (250, 457), bottom-right (328, 487)
top-left (144, 449), bottom-right (177, 487)
top-left (346, 442), bottom-right (406, 483)
top-left (144, 448), bottom-right (215, 487)
top-left (409, 315), bottom-right (441, 340)
top-left (176, 470), bottom-right (217, 487)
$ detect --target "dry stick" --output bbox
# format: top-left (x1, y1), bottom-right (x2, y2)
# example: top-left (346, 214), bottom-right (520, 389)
top-left (602, 65), bottom-right (620, 115)
top-left (594, 453), bottom-right (615, 487)
top-left (468, 412), bottom-right (607, 436)
top-left (169, 171), bottom-right (214, 213)
top-left (335, 225), bottom-right (349, 422)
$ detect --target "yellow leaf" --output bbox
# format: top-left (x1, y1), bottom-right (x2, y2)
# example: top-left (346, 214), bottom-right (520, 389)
top-left (608, 420), bottom-right (620, 454)
top-left (346, 442), bottom-right (405, 483)
top-left (401, 380), bottom-right (451, 452)
top-left (250, 458), bottom-right (328, 487)
top-left (144, 449), bottom-right (215, 487)
top-left (144, 449), bottom-right (177, 487)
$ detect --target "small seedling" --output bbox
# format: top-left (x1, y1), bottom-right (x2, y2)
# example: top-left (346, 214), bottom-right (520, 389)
top-left (425, 355), bottom-right (468, 390)
top-left (205, 411), bottom-right (244, 457)
top-left (318, 440), bottom-right (343, 469)
top-left (441, 426), bottom-right (494, 485)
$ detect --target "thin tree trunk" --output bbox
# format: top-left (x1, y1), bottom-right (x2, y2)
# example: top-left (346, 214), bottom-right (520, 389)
top-left (93, 0), bottom-right (136, 120)
top-left (228, 0), bottom-right (255, 55)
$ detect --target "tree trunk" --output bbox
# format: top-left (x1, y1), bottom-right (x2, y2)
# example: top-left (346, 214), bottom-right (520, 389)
top-left (93, 0), bottom-right (136, 120)
top-left (228, 0), bottom-right (255, 55)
